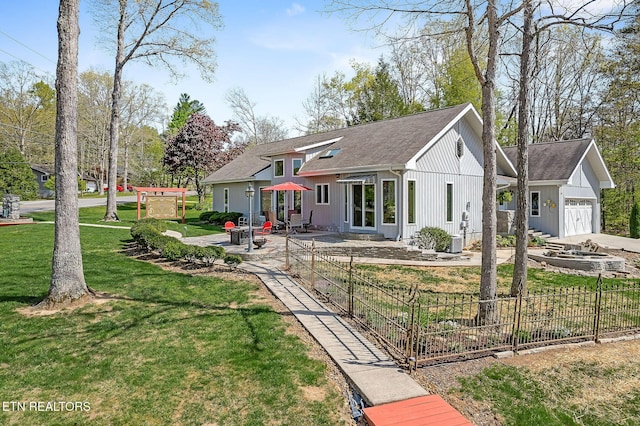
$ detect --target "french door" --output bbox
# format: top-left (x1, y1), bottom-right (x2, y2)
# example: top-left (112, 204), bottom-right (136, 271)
top-left (352, 183), bottom-right (375, 228)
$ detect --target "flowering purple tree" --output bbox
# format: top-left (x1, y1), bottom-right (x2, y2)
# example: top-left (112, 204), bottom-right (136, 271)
top-left (164, 113), bottom-right (242, 202)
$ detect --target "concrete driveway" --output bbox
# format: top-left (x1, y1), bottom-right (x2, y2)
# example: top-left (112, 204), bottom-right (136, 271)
top-left (554, 233), bottom-right (640, 253)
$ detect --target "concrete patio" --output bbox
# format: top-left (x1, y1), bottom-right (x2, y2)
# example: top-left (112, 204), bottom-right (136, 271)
top-left (182, 229), bottom-right (516, 267)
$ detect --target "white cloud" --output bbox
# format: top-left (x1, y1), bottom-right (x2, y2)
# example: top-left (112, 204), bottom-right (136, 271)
top-left (286, 3), bottom-right (305, 17)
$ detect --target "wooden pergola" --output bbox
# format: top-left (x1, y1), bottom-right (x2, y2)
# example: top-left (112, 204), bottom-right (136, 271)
top-left (133, 187), bottom-right (188, 223)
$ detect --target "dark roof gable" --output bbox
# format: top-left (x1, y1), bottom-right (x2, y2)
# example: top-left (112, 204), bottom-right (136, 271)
top-left (204, 104), bottom-right (473, 183)
top-left (502, 139), bottom-right (592, 181)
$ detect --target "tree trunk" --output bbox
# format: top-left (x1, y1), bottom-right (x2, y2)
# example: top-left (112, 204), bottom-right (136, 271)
top-left (477, 0), bottom-right (499, 325)
top-left (40, 0), bottom-right (90, 308)
top-left (511, 0), bottom-right (534, 297)
top-left (103, 1), bottom-right (126, 221)
top-left (123, 139), bottom-right (129, 192)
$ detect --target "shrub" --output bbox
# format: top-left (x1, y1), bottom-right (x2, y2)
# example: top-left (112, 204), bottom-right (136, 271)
top-left (131, 218), bottom-right (168, 237)
top-left (415, 227), bottom-right (451, 252)
top-left (207, 211), bottom-right (243, 225)
top-left (199, 211), bottom-right (215, 222)
top-left (162, 240), bottom-right (189, 261)
top-left (183, 246), bottom-right (226, 266)
top-left (130, 219), bottom-right (176, 253)
top-left (146, 234), bottom-right (175, 252)
top-left (496, 235), bottom-right (516, 247)
top-left (224, 254), bottom-right (243, 268)
top-left (630, 202), bottom-right (640, 239)
top-left (529, 235), bottom-right (547, 247)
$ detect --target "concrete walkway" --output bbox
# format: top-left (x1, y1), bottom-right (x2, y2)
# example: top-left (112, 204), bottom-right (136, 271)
top-left (241, 258), bottom-right (428, 407)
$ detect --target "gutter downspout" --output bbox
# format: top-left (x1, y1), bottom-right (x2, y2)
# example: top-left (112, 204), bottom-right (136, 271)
top-left (389, 168), bottom-right (403, 241)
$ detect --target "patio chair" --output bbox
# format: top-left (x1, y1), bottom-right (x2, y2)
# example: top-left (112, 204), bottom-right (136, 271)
top-left (288, 213), bottom-right (303, 234)
top-left (238, 216), bottom-right (248, 226)
top-left (302, 210), bottom-right (313, 233)
top-left (256, 221), bottom-right (272, 239)
top-left (224, 221), bottom-right (236, 234)
top-left (267, 211), bottom-right (284, 233)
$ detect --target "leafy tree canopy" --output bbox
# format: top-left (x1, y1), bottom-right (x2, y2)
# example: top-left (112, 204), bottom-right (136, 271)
top-left (163, 113), bottom-right (242, 201)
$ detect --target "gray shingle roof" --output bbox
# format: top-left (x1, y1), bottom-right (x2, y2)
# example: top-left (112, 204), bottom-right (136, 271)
top-left (300, 104), bottom-right (471, 174)
top-left (501, 138), bottom-right (592, 181)
top-left (204, 104), bottom-right (472, 183)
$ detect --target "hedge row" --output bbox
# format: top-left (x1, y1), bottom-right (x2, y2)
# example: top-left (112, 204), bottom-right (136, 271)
top-left (130, 219), bottom-right (242, 267)
top-left (199, 211), bottom-right (244, 225)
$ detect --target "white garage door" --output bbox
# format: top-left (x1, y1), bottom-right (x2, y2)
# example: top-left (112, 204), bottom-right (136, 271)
top-left (564, 199), bottom-right (593, 236)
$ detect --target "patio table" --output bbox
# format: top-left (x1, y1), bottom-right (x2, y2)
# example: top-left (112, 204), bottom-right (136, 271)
top-left (229, 227), bottom-right (254, 245)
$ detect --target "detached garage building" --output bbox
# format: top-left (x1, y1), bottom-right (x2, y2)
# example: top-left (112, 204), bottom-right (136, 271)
top-left (502, 138), bottom-right (615, 238)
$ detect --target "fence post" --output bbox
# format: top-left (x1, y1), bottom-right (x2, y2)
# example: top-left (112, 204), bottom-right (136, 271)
top-left (406, 283), bottom-right (419, 371)
top-left (348, 256), bottom-right (354, 318)
top-left (511, 281), bottom-right (524, 353)
top-left (512, 283), bottom-right (523, 352)
top-left (593, 274), bottom-right (603, 343)
top-left (285, 231), bottom-right (290, 269)
top-left (311, 239), bottom-right (316, 289)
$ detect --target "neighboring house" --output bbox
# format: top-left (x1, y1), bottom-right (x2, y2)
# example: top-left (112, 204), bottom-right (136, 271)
top-left (82, 175), bottom-right (99, 193)
top-left (31, 164), bottom-right (54, 198)
top-left (31, 165), bottom-right (101, 196)
top-left (501, 139), bottom-right (614, 238)
top-left (203, 104), bottom-right (614, 240)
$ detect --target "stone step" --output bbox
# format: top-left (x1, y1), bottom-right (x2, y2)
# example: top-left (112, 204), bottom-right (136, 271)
top-left (546, 242), bottom-right (566, 252)
top-left (338, 232), bottom-right (386, 241)
top-left (528, 229), bottom-right (551, 239)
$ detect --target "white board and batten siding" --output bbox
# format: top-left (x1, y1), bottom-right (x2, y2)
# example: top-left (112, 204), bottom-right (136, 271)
top-left (404, 122), bottom-right (484, 241)
top-left (561, 160), bottom-right (601, 237)
top-left (528, 185), bottom-right (560, 237)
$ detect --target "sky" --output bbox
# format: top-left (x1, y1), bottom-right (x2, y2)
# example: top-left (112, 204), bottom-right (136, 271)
top-left (0, 1), bottom-right (386, 136)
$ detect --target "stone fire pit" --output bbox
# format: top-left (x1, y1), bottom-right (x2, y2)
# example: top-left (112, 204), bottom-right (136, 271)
top-left (529, 249), bottom-right (625, 272)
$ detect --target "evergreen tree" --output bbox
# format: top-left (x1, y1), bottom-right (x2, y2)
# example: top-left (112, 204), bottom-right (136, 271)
top-left (0, 147), bottom-right (38, 200)
top-left (350, 58), bottom-right (423, 125)
top-left (167, 93), bottom-right (206, 133)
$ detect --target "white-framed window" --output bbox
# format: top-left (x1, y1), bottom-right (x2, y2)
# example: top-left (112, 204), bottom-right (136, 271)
top-left (446, 182), bottom-right (453, 222)
top-left (382, 179), bottom-right (396, 225)
top-left (223, 188), bottom-right (229, 213)
top-left (41, 175), bottom-right (49, 182)
top-left (274, 159), bottom-right (284, 177)
top-left (408, 180), bottom-right (416, 224)
top-left (530, 191), bottom-right (540, 217)
top-left (316, 184), bottom-right (329, 205)
top-left (343, 186), bottom-right (348, 223)
top-left (292, 158), bottom-right (302, 176)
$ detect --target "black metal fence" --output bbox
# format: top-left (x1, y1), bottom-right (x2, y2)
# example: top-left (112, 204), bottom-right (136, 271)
top-left (286, 237), bottom-right (640, 367)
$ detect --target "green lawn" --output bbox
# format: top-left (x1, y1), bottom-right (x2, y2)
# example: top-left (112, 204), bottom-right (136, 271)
top-left (26, 200), bottom-right (221, 237)
top-left (355, 262), bottom-right (634, 294)
top-left (453, 359), bottom-right (640, 425)
top-left (0, 224), bottom-right (347, 425)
